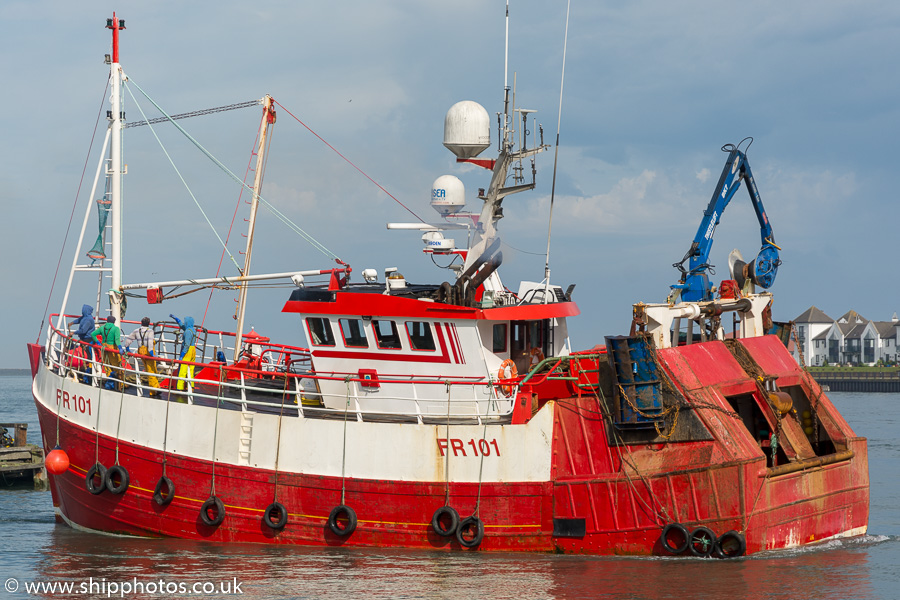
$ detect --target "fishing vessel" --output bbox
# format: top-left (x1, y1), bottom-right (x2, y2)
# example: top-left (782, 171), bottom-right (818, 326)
top-left (28, 12), bottom-right (868, 557)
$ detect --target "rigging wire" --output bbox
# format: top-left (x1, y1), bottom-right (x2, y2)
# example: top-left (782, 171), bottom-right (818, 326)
top-left (36, 79), bottom-right (110, 343)
top-left (542, 0), bottom-right (571, 291)
top-left (272, 99), bottom-right (427, 224)
top-left (123, 81), bottom-right (243, 272)
top-left (125, 77), bottom-right (342, 263)
top-left (125, 100), bottom-right (259, 128)
top-left (202, 121), bottom-right (262, 328)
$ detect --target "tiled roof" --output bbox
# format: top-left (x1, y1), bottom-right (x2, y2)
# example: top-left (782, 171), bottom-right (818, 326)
top-left (837, 310), bottom-right (867, 325)
top-left (874, 321), bottom-right (897, 339)
top-left (794, 306), bottom-right (834, 323)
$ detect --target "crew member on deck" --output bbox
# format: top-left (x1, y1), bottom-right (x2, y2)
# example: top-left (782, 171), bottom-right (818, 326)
top-left (170, 314), bottom-right (197, 391)
top-left (124, 317), bottom-right (160, 395)
top-left (69, 304), bottom-right (96, 383)
top-left (92, 316), bottom-right (124, 391)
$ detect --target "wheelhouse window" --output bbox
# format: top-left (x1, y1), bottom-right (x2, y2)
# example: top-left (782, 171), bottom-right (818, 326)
top-left (306, 317), bottom-right (335, 346)
top-left (405, 321), bottom-right (436, 351)
top-left (339, 318), bottom-right (369, 348)
top-left (373, 320), bottom-right (402, 349)
top-left (492, 323), bottom-right (508, 353)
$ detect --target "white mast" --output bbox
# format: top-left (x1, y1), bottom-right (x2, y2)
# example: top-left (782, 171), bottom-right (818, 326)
top-left (108, 14), bottom-right (126, 323)
top-left (233, 96), bottom-right (276, 361)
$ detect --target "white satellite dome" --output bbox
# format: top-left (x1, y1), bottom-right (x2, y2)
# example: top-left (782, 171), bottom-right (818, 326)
top-left (443, 101), bottom-right (490, 159)
top-left (431, 175), bottom-right (465, 216)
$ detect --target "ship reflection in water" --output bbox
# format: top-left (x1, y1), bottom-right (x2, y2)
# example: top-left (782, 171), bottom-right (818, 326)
top-left (31, 524), bottom-right (888, 600)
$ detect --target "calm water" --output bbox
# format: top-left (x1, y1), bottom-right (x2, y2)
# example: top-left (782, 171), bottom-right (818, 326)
top-left (1, 374), bottom-right (898, 599)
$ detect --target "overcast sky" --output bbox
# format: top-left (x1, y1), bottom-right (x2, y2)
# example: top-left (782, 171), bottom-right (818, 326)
top-left (2, 0), bottom-right (898, 367)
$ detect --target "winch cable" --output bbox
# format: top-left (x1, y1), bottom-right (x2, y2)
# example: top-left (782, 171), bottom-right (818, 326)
top-left (126, 78), bottom-right (342, 263)
top-left (124, 81), bottom-right (242, 273)
top-left (272, 99), bottom-right (427, 225)
top-left (36, 80), bottom-right (109, 344)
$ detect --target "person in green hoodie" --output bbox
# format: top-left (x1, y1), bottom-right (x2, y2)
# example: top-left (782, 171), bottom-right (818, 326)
top-left (92, 316), bottom-right (124, 391)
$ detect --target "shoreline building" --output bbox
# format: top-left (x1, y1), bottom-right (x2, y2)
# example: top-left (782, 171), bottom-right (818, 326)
top-left (793, 307), bottom-right (899, 367)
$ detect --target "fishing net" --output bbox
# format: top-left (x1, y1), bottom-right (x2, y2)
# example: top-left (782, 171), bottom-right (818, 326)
top-left (87, 196), bottom-right (111, 262)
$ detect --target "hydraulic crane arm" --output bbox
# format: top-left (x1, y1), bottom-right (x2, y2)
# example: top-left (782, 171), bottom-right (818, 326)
top-left (670, 138), bottom-right (781, 303)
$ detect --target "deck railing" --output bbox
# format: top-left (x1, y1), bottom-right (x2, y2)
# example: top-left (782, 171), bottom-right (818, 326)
top-left (45, 316), bottom-right (514, 424)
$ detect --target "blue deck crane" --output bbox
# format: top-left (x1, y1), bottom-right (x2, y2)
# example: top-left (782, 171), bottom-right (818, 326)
top-left (670, 138), bottom-right (782, 303)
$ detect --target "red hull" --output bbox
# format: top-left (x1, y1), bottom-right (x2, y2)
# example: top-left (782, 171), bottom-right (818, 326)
top-left (35, 337), bottom-right (868, 555)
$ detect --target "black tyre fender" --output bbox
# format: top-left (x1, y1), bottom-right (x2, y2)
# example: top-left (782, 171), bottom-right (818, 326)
top-left (456, 515), bottom-right (485, 548)
top-left (153, 476), bottom-right (175, 506)
top-left (689, 526), bottom-right (717, 557)
top-left (264, 502), bottom-right (288, 530)
top-left (200, 496), bottom-right (226, 527)
top-left (431, 506), bottom-right (460, 537)
top-left (328, 505), bottom-right (357, 537)
top-left (105, 465), bottom-right (130, 495)
top-left (714, 530), bottom-right (747, 558)
top-left (85, 463), bottom-right (107, 495)
top-left (660, 523), bottom-right (690, 554)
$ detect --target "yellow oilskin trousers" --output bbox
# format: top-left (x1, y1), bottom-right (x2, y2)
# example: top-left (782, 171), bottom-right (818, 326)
top-left (177, 345), bottom-right (196, 391)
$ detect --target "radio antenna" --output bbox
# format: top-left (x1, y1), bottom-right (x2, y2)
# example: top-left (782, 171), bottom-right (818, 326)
top-left (543, 0), bottom-right (571, 301)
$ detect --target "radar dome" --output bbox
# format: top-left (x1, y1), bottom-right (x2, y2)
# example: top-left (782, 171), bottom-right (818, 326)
top-left (443, 101), bottom-right (490, 159)
top-left (431, 175), bottom-right (465, 216)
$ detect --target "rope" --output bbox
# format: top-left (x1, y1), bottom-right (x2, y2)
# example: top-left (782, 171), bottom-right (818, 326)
top-left (272, 99), bottom-right (427, 224)
top-left (272, 372), bottom-right (290, 503)
top-left (113, 381), bottom-right (126, 465)
top-left (790, 324), bottom-right (822, 446)
top-left (125, 79), bottom-right (342, 263)
top-left (161, 378), bottom-right (172, 478)
top-left (123, 81), bottom-right (242, 273)
top-left (444, 383), bottom-right (452, 506)
top-left (36, 80), bottom-right (109, 344)
top-left (593, 384), bottom-right (673, 525)
top-left (471, 386), bottom-right (499, 518)
top-left (209, 366), bottom-right (223, 497)
top-left (340, 376), bottom-right (352, 505)
top-left (94, 387), bottom-right (104, 466)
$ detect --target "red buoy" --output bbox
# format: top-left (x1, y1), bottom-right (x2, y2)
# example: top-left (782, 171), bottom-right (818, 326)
top-left (45, 448), bottom-right (70, 475)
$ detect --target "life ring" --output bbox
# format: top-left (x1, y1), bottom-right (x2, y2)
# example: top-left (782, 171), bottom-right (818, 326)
top-left (689, 526), bottom-right (716, 557)
top-left (153, 476), bottom-right (175, 506)
top-left (200, 496), bottom-right (226, 527)
top-left (85, 463), bottom-right (107, 495)
top-left (328, 505), bottom-right (357, 537)
top-left (660, 523), bottom-right (690, 554)
top-left (497, 359), bottom-right (518, 397)
top-left (105, 465), bottom-right (130, 495)
top-left (714, 530), bottom-right (747, 558)
top-left (264, 502), bottom-right (288, 530)
top-left (431, 506), bottom-right (460, 537)
top-left (456, 515), bottom-right (485, 548)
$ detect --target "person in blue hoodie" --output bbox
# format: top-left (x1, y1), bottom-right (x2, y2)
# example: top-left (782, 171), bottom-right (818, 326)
top-left (71, 304), bottom-right (95, 343)
top-left (69, 304), bottom-right (96, 383)
top-left (170, 314), bottom-right (197, 391)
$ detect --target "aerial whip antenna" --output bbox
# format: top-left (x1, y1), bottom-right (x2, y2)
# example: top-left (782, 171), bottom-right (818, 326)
top-left (543, 0), bottom-right (571, 302)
